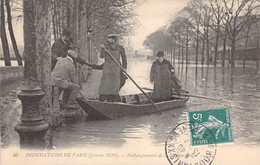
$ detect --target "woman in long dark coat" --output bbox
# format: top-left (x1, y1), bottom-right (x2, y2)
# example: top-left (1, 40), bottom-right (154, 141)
top-left (150, 51), bottom-right (174, 102)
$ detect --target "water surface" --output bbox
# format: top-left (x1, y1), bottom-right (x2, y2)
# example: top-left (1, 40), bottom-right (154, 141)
top-left (53, 58), bottom-right (260, 164)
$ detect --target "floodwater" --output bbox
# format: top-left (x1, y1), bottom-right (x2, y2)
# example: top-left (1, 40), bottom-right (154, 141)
top-left (53, 58), bottom-right (260, 165)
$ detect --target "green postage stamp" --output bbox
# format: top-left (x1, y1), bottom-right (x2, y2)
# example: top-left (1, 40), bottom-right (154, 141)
top-left (187, 108), bottom-right (233, 146)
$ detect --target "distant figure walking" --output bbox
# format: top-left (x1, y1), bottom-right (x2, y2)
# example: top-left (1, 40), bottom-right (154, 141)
top-left (98, 34), bottom-right (127, 102)
top-left (150, 51), bottom-right (174, 102)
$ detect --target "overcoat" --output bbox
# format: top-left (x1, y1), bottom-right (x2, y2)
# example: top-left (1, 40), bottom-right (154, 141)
top-left (150, 59), bottom-right (173, 101)
top-left (51, 38), bottom-right (68, 70)
top-left (98, 43), bottom-right (127, 95)
top-left (51, 38), bottom-right (86, 70)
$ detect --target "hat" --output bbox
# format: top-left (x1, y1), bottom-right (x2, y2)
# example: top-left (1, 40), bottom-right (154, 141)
top-left (62, 28), bottom-right (71, 37)
top-left (156, 51), bottom-right (164, 57)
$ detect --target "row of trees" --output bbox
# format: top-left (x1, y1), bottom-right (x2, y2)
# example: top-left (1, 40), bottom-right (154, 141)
top-left (50, 0), bottom-right (138, 63)
top-left (0, 0), bottom-right (138, 66)
top-left (0, 0), bottom-right (23, 66)
top-left (143, 0), bottom-right (260, 68)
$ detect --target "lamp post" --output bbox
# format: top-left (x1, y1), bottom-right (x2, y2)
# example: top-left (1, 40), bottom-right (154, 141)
top-left (87, 27), bottom-right (92, 62)
top-left (15, 0), bottom-right (50, 149)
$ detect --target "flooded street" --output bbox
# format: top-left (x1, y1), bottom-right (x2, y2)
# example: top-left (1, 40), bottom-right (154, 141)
top-left (53, 58), bottom-right (260, 164)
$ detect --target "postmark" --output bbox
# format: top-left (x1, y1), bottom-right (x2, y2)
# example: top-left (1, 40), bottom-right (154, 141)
top-left (165, 122), bottom-right (217, 165)
top-left (188, 108), bottom-right (233, 146)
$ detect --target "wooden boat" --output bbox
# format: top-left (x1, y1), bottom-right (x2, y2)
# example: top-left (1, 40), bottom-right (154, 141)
top-left (76, 92), bottom-right (189, 120)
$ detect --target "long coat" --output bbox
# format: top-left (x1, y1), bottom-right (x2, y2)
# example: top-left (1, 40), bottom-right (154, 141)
top-left (150, 59), bottom-right (173, 101)
top-left (98, 43), bottom-right (127, 95)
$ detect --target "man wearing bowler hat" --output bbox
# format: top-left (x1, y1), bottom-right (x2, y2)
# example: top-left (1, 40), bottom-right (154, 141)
top-left (51, 27), bottom-right (90, 71)
top-left (98, 34), bottom-right (127, 102)
top-left (150, 51), bottom-right (175, 102)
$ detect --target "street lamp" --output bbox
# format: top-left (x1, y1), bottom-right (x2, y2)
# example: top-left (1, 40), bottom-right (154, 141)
top-left (87, 27), bottom-right (92, 62)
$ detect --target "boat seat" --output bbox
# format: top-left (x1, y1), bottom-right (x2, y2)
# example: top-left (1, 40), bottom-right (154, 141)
top-left (122, 95), bottom-right (138, 104)
top-left (137, 94), bottom-right (149, 104)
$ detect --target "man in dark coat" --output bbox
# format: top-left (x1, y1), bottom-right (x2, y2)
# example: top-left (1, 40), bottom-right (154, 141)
top-left (98, 34), bottom-right (127, 102)
top-left (150, 51), bottom-right (174, 102)
top-left (51, 28), bottom-right (88, 70)
top-left (51, 28), bottom-right (91, 105)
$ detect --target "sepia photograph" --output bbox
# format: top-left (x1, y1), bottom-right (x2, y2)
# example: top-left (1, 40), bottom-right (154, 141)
top-left (0, 0), bottom-right (260, 164)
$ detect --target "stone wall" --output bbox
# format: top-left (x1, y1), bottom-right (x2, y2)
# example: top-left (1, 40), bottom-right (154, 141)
top-left (0, 66), bottom-right (24, 83)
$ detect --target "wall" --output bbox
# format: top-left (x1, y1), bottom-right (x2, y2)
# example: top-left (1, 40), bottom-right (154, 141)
top-left (0, 66), bottom-right (24, 83)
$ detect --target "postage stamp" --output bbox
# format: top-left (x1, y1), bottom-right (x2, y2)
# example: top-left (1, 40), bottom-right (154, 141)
top-left (165, 122), bottom-right (217, 165)
top-left (187, 108), bottom-right (233, 146)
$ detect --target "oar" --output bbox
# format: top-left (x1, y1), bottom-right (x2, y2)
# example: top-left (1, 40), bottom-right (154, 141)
top-left (142, 87), bottom-right (221, 101)
top-left (103, 47), bottom-right (162, 114)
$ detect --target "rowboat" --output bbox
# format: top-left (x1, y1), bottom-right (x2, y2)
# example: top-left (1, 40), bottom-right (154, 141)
top-left (76, 92), bottom-right (189, 120)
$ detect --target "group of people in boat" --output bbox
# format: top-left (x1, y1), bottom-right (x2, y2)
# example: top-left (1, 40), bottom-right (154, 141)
top-left (51, 28), bottom-right (181, 110)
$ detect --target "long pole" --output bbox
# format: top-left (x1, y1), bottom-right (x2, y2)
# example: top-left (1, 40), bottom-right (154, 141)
top-left (103, 47), bottom-right (162, 114)
top-left (142, 87), bottom-right (220, 101)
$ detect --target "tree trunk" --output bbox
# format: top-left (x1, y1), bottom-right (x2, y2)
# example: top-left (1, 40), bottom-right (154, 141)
top-left (186, 30), bottom-right (189, 65)
top-left (68, 0), bottom-right (78, 41)
top-left (22, 0), bottom-right (52, 148)
top-left (35, 0), bottom-right (52, 125)
top-left (231, 40), bottom-right (236, 67)
top-left (178, 34), bottom-right (181, 64)
top-left (243, 25), bottom-right (250, 68)
top-left (214, 28), bottom-right (219, 67)
top-left (201, 30), bottom-right (205, 65)
top-left (181, 42), bottom-right (184, 64)
top-left (256, 20), bottom-right (259, 71)
top-left (222, 28), bottom-right (227, 67)
top-left (51, 0), bottom-right (57, 41)
top-left (0, 0), bottom-right (11, 66)
top-left (173, 44), bottom-right (176, 65)
top-left (5, 0), bottom-right (23, 66)
top-left (195, 24), bottom-right (199, 65)
top-left (206, 25), bottom-right (210, 66)
top-left (23, 0), bottom-right (37, 79)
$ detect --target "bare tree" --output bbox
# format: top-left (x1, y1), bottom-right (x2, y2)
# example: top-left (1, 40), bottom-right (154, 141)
top-left (5, 0), bottom-right (23, 66)
top-left (222, 0), bottom-right (259, 67)
top-left (209, 0), bottom-right (226, 66)
top-left (1, 0), bottom-right (11, 66)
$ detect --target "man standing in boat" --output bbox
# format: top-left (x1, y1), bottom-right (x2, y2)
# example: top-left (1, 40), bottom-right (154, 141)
top-left (98, 34), bottom-right (127, 102)
top-left (150, 51), bottom-right (174, 102)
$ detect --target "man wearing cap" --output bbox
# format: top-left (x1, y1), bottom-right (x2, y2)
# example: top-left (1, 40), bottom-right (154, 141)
top-left (150, 51), bottom-right (174, 102)
top-left (51, 28), bottom-right (89, 70)
top-left (98, 34), bottom-right (127, 102)
top-left (51, 50), bottom-right (80, 109)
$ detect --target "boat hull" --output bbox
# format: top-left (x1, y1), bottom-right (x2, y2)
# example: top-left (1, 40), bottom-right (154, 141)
top-left (76, 94), bottom-right (188, 120)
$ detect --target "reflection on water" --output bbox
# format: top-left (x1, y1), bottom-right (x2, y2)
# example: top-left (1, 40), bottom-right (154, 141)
top-left (54, 58), bottom-right (260, 161)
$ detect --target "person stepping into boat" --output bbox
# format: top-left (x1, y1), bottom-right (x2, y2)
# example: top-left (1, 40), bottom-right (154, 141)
top-left (51, 50), bottom-right (81, 109)
top-left (150, 51), bottom-right (174, 102)
top-left (98, 34), bottom-right (127, 102)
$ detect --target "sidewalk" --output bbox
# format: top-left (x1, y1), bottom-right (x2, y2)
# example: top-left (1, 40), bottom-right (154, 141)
top-left (0, 90), bottom-right (21, 148)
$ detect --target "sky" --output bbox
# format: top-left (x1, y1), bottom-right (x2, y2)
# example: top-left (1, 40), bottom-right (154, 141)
top-left (130, 0), bottom-right (189, 50)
